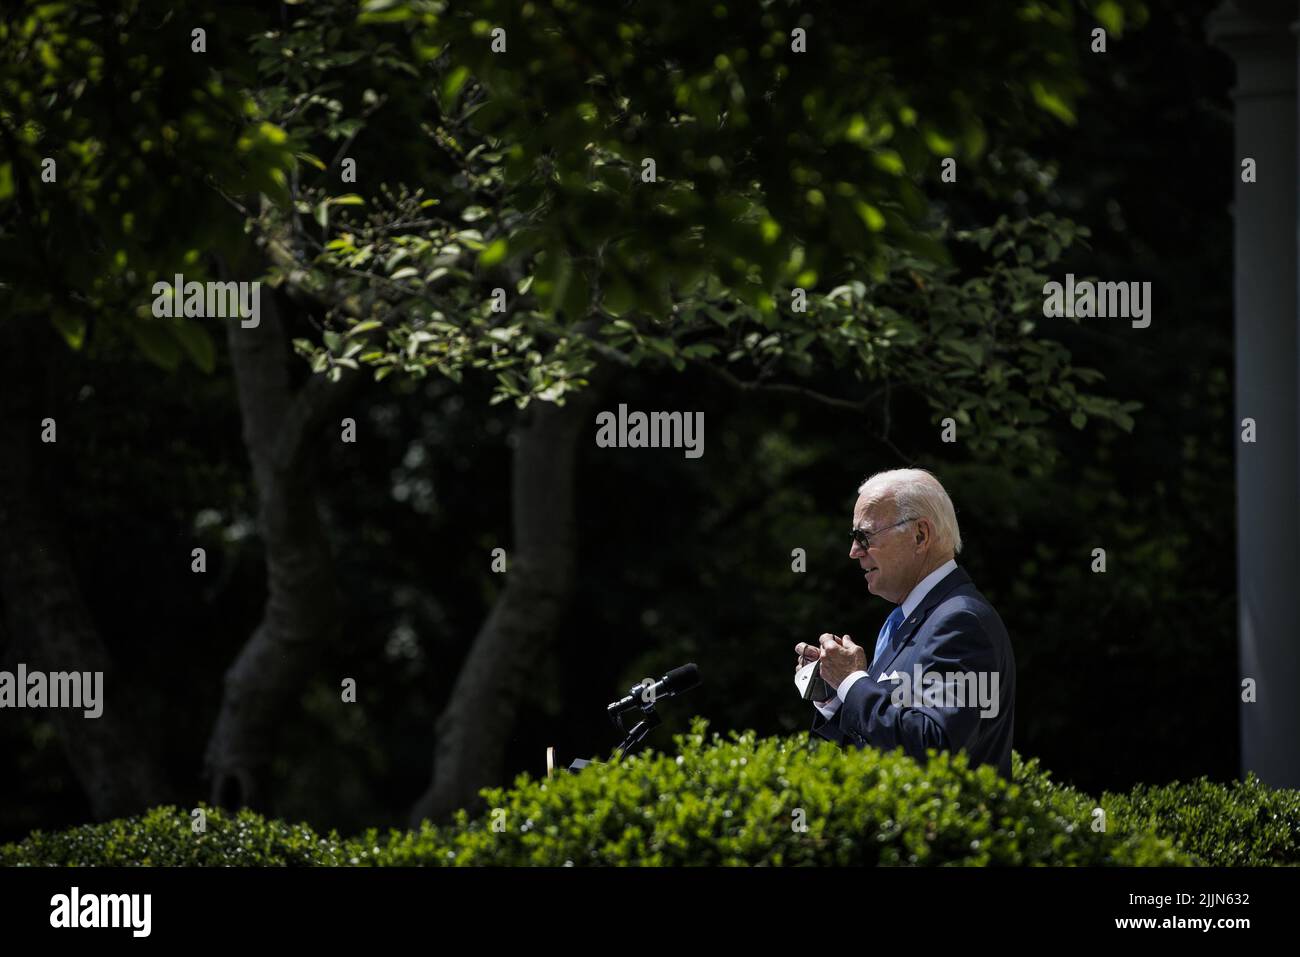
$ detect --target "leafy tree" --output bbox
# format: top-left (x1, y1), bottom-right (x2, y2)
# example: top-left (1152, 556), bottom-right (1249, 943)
top-left (0, 0), bottom-right (1154, 824)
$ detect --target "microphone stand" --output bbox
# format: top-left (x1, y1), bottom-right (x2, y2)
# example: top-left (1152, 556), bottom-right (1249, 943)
top-left (611, 699), bottom-right (662, 759)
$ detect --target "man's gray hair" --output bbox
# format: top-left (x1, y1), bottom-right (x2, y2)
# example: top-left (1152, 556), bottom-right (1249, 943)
top-left (857, 468), bottom-right (963, 555)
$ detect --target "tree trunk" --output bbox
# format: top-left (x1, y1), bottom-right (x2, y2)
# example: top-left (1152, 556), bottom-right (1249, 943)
top-left (0, 322), bottom-right (175, 818)
top-left (203, 287), bottom-right (362, 811)
top-left (409, 371), bottom-right (610, 825)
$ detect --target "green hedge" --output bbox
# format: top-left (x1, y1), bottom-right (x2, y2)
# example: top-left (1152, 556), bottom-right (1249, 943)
top-left (0, 805), bottom-right (350, 867)
top-left (1103, 776), bottom-right (1300, 866)
top-left (3, 722), bottom-right (1295, 866)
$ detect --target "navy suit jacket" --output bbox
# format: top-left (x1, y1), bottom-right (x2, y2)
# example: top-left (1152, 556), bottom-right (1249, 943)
top-left (811, 566), bottom-right (1016, 778)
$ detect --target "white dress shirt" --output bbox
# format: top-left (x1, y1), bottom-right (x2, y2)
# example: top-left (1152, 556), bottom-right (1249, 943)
top-left (814, 558), bottom-right (959, 718)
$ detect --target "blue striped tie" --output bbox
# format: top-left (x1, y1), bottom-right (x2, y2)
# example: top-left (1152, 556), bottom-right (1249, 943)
top-left (872, 607), bottom-right (906, 671)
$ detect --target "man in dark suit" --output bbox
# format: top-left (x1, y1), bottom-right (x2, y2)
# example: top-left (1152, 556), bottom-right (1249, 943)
top-left (795, 469), bottom-right (1016, 777)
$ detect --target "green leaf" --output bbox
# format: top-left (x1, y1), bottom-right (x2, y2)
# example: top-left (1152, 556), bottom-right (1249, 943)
top-left (479, 239), bottom-right (508, 268)
top-left (944, 339), bottom-right (984, 366)
top-left (1094, 1), bottom-right (1125, 35)
top-left (870, 150), bottom-right (906, 176)
top-left (646, 337), bottom-right (676, 358)
top-left (128, 321), bottom-right (183, 371)
top-left (1030, 81), bottom-right (1077, 125)
top-left (255, 122), bottom-right (288, 146)
top-left (442, 66), bottom-right (471, 108)
top-left (923, 128), bottom-right (956, 155)
top-left (682, 343), bottom-right (718, 359)
top-left (358, 0), bottom-right (412, 24)
top-left (169, 320), bottom-right (216, 374)
top-left (50, 309), bottom-right (86, 350)
top-left (854, 201), bottom-right (886, 232)
top-left (602, 276), bottom-right (636, 316)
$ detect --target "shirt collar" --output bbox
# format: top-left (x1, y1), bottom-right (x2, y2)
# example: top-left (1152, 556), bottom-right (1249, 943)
top-left (899, 558), bottom-right (958, 619)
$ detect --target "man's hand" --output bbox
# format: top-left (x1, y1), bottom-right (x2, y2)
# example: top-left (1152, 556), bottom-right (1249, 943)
top-left (793, 640), bottom-right (834, 705)
top-left (814, 632), bottom-right (867, 689)
top-left (793, 642), bottom-right (822, 669)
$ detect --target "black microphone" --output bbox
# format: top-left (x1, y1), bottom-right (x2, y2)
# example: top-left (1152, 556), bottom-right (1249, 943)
top-left (606, 663), bottom-right (700, 717)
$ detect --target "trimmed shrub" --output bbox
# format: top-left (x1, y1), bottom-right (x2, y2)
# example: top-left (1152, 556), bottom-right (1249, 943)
top-left (5, 722), bottom-right (1295, 866)
top-left (0, 805), bottom-right (348, 867)
top-left (363, 721), bottom-right (1188, 866)
top-left (1104, 775), bottom-right (1300, 866)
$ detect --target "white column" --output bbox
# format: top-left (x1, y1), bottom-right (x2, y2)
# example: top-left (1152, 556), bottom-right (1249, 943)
top-left (1209, 0), bottom-right (1300, 788)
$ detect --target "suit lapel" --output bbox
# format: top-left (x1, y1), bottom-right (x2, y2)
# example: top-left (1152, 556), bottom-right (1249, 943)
top-left (873, 566), bottom-right (971, 678)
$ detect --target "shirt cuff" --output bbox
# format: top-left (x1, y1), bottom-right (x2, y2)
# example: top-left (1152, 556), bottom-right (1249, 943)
top-left (813, 696), bottom-right (841, 718)
top-left (837, 670), bottom-right (869, 702)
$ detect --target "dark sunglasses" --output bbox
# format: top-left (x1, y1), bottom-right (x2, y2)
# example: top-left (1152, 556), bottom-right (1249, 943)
top-left (850, 517), bottom-right (914, 549)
